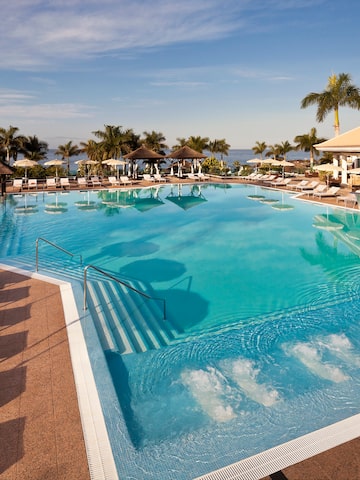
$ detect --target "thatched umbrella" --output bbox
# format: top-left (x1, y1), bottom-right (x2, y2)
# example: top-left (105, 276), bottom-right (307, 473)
top-left (124, 145), bottom-right (165, 178)
top-left (167, 146), bottom-right (206, 176)
top-left (0, 161), bottom-right (14, 196)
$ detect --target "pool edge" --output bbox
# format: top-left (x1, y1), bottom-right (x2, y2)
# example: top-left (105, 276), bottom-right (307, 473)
top-left (0, 262), bottom-right (119, 480)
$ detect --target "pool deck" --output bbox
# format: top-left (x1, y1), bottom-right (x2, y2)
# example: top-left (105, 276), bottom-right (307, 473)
top-left (1, 178), bottom-right (360, 480)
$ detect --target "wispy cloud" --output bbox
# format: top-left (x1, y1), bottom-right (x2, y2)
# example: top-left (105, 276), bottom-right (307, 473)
top-left (0, 102), bottom-right (95, 119)
top-left (1, 0), bottom-right (249, 69)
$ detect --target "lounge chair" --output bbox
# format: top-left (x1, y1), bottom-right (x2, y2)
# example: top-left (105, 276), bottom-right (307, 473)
top-left (336, 192), bottom-right (357, 208)
top-left (46, 178), bottom-right (57, 189)
top-left (196, 172), bottom-right (210, 181)
top-left (120, 175), bottom-right (133, 185)
top-left (262, 175), bottom-right (278, 184)
top-left (270, 178), bottom-right (292, 187)
top-left (187, 173), bottom-right (201, 181)
top-left (143, 174), bottom-right (155, 182)
top-left (13, 179), bottom-right (23, 191)
top-left (108, 176), bottom-right (121, 186)
top-left (305, 184), bottom-right (327, 196)
top-left (313, 186), bottom-right (340, 198)
top-left (293, 180), bottom-right (309, 190)
top-left (77, 177), bottom-right (88, 188)
top-left (298, 180), bottom-right (319, 191)
top-left (90, 176), bottom-right (102, 187)
top-left (27, 179), bottom-right (38, 190)
top-left (60, 178), bottom-right (71, 189)
top-left (154, 174), bottom-right (168, 182)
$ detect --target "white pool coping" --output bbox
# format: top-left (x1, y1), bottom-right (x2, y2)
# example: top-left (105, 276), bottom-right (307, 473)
top-left (0, 263), bottom-right (118, 480)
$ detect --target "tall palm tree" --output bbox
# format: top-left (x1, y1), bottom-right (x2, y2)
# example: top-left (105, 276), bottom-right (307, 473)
top-left (266, 144), bottom-right (281, 161)
top-left (0, 125), bottom-right (25, 164)
top-left (19, 135), bottom-right (48, 161)
top-left (252, 141), bottom-right (267, 159)
top-left (55, 140), bottom-right (81, 174)
top-left (142, 130), bottom-right (168, 154)
top-left (294, 128), bottom-right (327, 168)
top-left (208, 138), bottom-right (230, 160)
top-left (301, 73), bottom-right (360, 136)
top-left (187, 136), bottom-right (210, 152)
top-left (92, 124), bottom-right (130, 160)
top-left (278, 140), bottom-right (293, 161)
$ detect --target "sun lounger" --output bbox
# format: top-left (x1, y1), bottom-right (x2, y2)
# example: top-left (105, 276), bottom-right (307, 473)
top-left (90, 176), bottom-right (102, 187)
top-left (313, 186), bottom-right (340, 198)
top-left (77, 177), bottom-right (88, 188)
top-left (298, 180), bottom-right (319, 191)
top-left (305, 184), bottom-right (327, 196)
top-left (270, 178), bottom-right (292, 187)
top-left (154, 174), bottom-right (168, 182)
top-left (46, 178), bottom-right (57, 189)
top-left (336, 192), bottom-right (357, 208)
top-left (107, 176), bottom-right (121, 186)
top-left (26, 179), bottom-right (38, 190)
top-left (143, 174), bottom-right (155, 182)
top-left (60, 178), bottom-right (71, 189)
top-left (12, 179), bottom-right (23, 191)
top-left (293, 180), bottom-right (309, 190)
top-left (120, 175), bottom-right (133, 185)
top-left (196, 172), bottom-right (210, 181)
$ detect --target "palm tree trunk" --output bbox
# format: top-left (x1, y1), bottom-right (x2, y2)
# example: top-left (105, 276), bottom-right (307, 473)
top-left (334, 108), bottom-right (340, 136)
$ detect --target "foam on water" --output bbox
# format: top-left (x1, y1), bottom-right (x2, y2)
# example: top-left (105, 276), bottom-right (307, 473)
top-left (284, 342), bottom-right (349, 383)
top-left (222, 358), bottom-right (280, 407)
top-left (181, 367), bottom-right (236, 422)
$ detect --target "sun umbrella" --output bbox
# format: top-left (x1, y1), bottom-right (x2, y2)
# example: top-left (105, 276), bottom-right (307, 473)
top-left (314, 163), bottom-right (343, 186)
top-left (102, 159), bottom-right (128, 178)
top-left (13, 159), bottom-right (38, 178)
top-left (276, 159), bottom-right (294, 177)
top-left (124, 146), bottom-right (165, 177)
top-left (44, 159), bottom-right (65, 178)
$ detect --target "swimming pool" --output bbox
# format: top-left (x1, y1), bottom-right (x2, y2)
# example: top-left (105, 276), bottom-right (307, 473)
top-left (2, 183), bottom-right (360, 479)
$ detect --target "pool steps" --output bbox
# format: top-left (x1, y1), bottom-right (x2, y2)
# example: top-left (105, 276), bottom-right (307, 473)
top-left (7, 254), bottom-right (182, 354)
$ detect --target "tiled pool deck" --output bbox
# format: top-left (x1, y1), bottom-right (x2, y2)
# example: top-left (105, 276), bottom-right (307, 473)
top-left (1, 179), bottom-right (360, 479)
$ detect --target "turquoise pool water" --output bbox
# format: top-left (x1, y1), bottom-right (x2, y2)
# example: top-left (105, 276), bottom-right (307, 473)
top-left (2, 183), bottom-right (360, 479)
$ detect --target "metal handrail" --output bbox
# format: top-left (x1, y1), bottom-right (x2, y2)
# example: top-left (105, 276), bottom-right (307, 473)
top-left (36, 237), bottom-right (83, 272)
top-left (83, 264), bottom-right (166, 320)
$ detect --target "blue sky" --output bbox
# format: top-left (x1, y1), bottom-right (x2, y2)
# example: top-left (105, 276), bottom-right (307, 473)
top-left (1, 0), bottom-right (360, 149)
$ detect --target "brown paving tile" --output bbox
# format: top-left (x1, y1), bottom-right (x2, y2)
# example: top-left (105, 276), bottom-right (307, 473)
top-left (0, 270), bottom-right (90, 480)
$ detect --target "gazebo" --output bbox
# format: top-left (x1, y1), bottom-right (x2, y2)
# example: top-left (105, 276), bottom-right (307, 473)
top-left (124, 145), bottom-right (165, 178)
top-left (167, 146), bottom-right (206, 176)
top-left (314, 126), bottom-right (360, 184)
top-left (0, 161), bottom-right (14, 196)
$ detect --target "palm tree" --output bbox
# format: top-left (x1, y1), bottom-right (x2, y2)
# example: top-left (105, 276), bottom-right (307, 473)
top-left (266, 144), bottom-right (281, 161)
top-left (294, 128), bottom-right (327, 168)
top-left (187, 136), bottom-right (210, 153)
top-left (0, 125), bottom-right (25, 164)
top-left (55, 140), bottom-right (81, 174)
top-left (278, 140), bottom-right (293, 161)
top-left (301, 73), bottom-right (360, 136)
top-left (19, 135), bottom-right (48, 161)
top-left (252, 141), bottom-right (267, 159)
top-left (208, 139), bottom-right (230, 160)
top-left (142, 130), bottom-right (168, 154)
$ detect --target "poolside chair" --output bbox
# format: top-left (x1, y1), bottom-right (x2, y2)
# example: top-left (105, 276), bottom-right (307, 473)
top-left (77, 177), bottom-right (88, 188)
top-left (90, 176), bottom-right (102, 187)
top-left (313, 186), bottom-right (340, 198)
top-left (298, 180), bottom-right (319, 191)
top-left (27, 179), bottom-right (38, 190)
top-left (60, 177), bottom-right (71, 189)
top-left (262, 175), bottom-right (278, 184)
top-left (187, 173), bottom-right (201, 181)
top-left (270, 177), bottom-right (292, 187)
top-left (13, 179), bottom-right (23, 191)
top-left (143, 174), bottom-right (155, 182)
top-left (305, 184), bottom-right (327, 196)
top-left (336, 192), bottom-right (358, 208)
top-left (46, 178), bottom-right (57, 189)
top-left (108, 176), bottom-right (121, 186)
top-left (120, 175), bottom-right (133, 185)
top-left (293, 180), bottom-right (309, 190)
top-left (196, 172), bottom-right (210, 181)
top-left (154, 174), bottom-right (168, 182)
